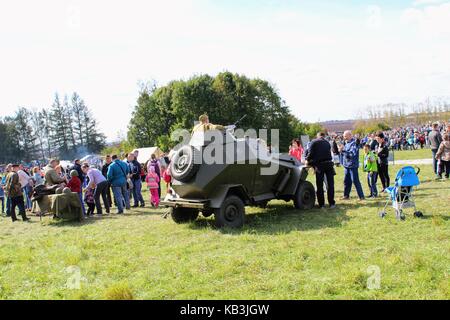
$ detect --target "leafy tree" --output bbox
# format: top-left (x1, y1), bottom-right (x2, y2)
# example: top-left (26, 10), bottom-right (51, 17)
top-left (128, 72), bottom-right (304, 152)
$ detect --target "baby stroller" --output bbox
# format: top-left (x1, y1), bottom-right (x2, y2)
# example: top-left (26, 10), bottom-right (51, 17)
top-left (379, 166), bottom-right (423, 220)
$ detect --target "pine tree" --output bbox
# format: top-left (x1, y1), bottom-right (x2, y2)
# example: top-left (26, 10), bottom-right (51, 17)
top-left (30, 109), bottom-right (47, 160)
top-left (14, 107), bottom-right (38, 162)
top-left (41, 109), bottom-right (54, 159)
top-left (49, 93), bottom-right (70, 157)
top-left (71, 92), bottom-right (86, 147)
top-left (63, 94), bottom-right (77, 150)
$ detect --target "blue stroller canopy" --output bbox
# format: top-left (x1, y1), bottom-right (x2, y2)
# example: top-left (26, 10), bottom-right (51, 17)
top-left (394, 166), bottom-right (420, 187)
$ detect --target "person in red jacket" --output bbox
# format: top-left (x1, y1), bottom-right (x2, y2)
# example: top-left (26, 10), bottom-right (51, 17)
top-left (67, 170), bottom-right (81, 193)
top-left (289, 139), bottom-right (304, 163)
top-left (67, 170), bottom-right (85, 216)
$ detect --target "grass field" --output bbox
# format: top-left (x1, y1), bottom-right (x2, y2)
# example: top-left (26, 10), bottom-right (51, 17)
top-left (388, 148), bottom-right (431, 161)
top-left (0, 152), bottom-right (449, 300)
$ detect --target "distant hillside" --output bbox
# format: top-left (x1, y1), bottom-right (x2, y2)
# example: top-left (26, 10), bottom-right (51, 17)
top-left (320, 120), bottom-right (356, 133)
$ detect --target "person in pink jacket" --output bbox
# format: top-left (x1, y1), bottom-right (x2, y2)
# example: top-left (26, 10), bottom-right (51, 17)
top-left (146, 166), bottom-right (160, 207)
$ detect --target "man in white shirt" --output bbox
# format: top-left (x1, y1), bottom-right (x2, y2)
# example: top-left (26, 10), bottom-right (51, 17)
top-left (17, 166), bottom-right (31, 189)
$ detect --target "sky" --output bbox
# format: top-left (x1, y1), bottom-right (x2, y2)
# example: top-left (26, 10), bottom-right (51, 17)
top-left (1, 0), bottom-right (450, 141)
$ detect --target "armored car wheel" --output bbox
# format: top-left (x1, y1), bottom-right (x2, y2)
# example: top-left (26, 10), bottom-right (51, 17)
top-left (293, 181), bottom-right (316, 210)
top-left (171, 145), bottom-right (200, 182)
top-left (215, 195), bottom-right (245, 228)
top-left (171, 207), bottom-right (199, 224)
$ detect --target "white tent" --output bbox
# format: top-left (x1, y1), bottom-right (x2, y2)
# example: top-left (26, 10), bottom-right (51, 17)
top-left (80, 154), bottom-right (103, 169)
top-left (135, 147), bottom-right (164, 164)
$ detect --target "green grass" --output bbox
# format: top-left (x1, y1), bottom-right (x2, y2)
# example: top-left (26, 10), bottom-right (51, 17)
top-left (0, 152), bottom-right (449, 300)
top-left (388, 148), bottom-right (432, 161)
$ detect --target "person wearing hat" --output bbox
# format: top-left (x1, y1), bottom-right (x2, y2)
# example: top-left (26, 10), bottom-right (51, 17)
top-left (4, 164), bottom-right (30, 222)
top-left (67, 170), bottom-right (85, 216)
top-left (44, 159), bottom-right (66, 187)
top-left (192, 114), bottom-right (225, 133)
top-left (73, 159), bottom-right (85, 186)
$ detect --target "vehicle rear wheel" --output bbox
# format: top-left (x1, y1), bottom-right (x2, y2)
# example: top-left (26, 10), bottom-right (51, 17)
top-left (293, 181), bottom-right (316, 210)
top-left (215, 195), bottom-right (245, 228)
top-left (171, 207), bottom-right (199, 224)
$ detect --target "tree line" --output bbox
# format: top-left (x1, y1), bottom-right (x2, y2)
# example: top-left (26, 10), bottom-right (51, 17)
top-left (354, 98), bottom-right (450, 134)
top-left (126, 72), bottom-right (322, 153)
top-left (0, 92), bottom-right (106, 164)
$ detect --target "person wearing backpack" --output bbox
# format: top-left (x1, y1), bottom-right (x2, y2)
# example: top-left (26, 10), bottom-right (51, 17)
top-left (107, 155), bottom-right (131, 214)
top-left (363, 144), bottom-right (379, 198)
top-left (375, 131), bottom-right (390, 192)
top-left (128, 153), bottom-right (145, 208)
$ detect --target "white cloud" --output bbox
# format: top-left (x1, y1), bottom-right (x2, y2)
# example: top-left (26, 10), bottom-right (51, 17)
top-left (366, 5), bottom-right (383, 30)
top-left (0, 1), bottom-right (449, 140)
top-left (413, 0), bottom-right (447, 6)
top-left (401, 2), bottom-right (450, 35)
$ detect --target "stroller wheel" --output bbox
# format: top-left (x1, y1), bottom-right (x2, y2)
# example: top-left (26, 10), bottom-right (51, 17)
top-left (396, 210), bottom-right (405, 221)
top-left (414, 211), bottom-right (424, 218)
top-left (379, 212), bottom-right (386, 218)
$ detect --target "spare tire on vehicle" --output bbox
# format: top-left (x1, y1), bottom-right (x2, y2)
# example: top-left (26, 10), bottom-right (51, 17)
top-left (171, 145), bottom-right (201, 182)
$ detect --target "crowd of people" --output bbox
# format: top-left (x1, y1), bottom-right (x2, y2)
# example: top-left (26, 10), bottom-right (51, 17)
top-left (288, 121), bottom-right (450, 209)
top-left (1, 117), bottom-right (449, 221)
top-left (0, 150), bottom-right (173, 222)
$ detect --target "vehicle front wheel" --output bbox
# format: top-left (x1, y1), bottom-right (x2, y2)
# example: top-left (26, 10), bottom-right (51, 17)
top-left (171, 207), bottom-right (199, 224)
top-left (293, 181), bottom-right (316, 210)
top-left (215, 195), bottom-right (245, 228)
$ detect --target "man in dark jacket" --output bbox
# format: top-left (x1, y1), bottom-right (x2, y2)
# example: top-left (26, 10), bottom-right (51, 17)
top-left (5, 164), bottom-right (30, 222)
top-left (428, 122), bottom-right (443, 176)
top-left (102, 155), bottom-right (113, 207)
top-left (306, 132), bottom-right (336, 209)
top-left (370, 133), bottom-right (379, 151)
top-left (339, 130), bottom-right (365, 200)
top-left (375, 131), bottom-right (390, 191)
top-left (73, 159), bottom-right (84, 185)
top-left (128, 153), bottom-right (145, 207)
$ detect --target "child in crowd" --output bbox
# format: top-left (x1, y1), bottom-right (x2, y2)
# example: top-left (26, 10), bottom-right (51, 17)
top-left (67, 170), bottom-right (86, 216)
top-left (162, 166), bottom-right (172, 195)
top-left (363, 144), bottom-right (379, 198)
top-left (146, 166), bottom-right (160, 207)
top-left (84, 186), bottom-right (95, 216)
top-left (67, 170), bottom-right (81, 193)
